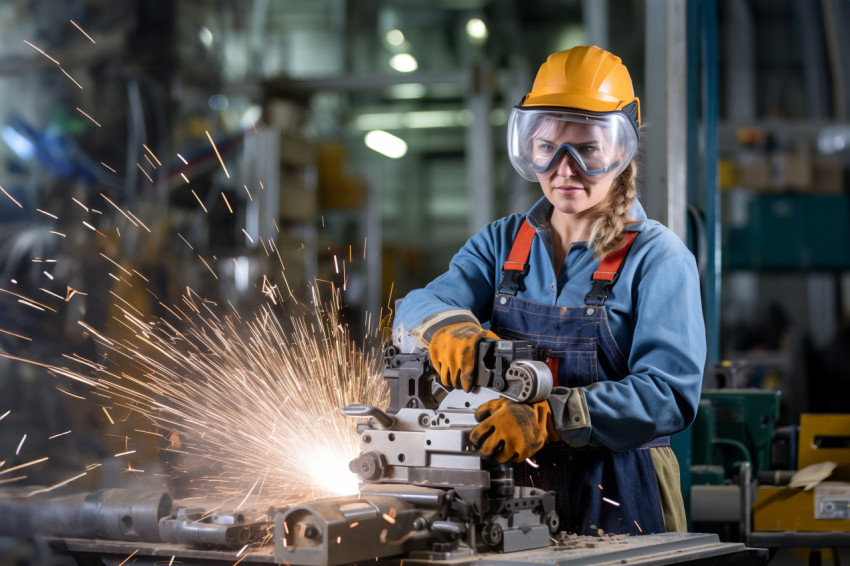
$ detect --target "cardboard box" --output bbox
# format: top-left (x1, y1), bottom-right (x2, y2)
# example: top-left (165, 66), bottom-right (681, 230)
top-left (737, 141), bottom-right (813, 192)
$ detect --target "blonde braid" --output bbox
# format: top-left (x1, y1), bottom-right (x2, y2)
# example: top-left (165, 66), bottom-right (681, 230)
top-left (586, 161), bottom-right (638, 260)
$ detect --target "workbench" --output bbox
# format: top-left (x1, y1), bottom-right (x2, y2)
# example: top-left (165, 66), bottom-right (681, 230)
top-left (49, 532), bottom-right (768, 566)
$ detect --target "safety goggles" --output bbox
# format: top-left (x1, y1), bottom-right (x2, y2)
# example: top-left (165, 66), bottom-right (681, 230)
top-left (507, 107), bottom-right (638, 182)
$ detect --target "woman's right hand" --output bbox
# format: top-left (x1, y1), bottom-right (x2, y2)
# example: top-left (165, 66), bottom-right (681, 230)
top-left (429, 322), bottom-right (499, 392)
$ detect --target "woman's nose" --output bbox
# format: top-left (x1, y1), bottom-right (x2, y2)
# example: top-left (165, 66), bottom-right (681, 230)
top-left (555, 152), bottom-right (577, 176)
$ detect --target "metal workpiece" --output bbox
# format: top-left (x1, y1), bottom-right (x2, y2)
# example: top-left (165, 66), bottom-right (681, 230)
top-left (273, 492), bottom-right (435, 565)
top-left (0, 487), bottom-right (271, 553)
top-left (158, 507), bottom-right (269, 549)
top-left (0, 488), bottom-right (172, 542)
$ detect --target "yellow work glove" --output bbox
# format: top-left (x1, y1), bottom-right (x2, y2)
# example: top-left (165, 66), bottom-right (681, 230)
top-left (469, 398), bottom-right (559, 463)
top-left (429, 322), bottom-right (499, 392)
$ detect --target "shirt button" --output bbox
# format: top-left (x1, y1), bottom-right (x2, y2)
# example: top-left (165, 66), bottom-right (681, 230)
top-left (550, 284), bottom-right (554, 290)
top-left (586, 308), bottom-right (595, 315)
top-left (499, 297), bottom-right (507, 305)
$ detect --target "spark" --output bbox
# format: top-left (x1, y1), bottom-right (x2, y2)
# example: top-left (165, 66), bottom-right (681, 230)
top-left (118, 549), bottom-right (139, 566)
top-left (191, 189), bottom-right (208, 212)
top-left (102, 407), bottom-right (115, 424)
top-left (50, 231), bottom-right (66, 238)
top-left (0, 186), bottom-right (22, 208)
top-left (598, 484), bottom-right (603, 490)
top-left (18, 299), bottom-right (45, 311)
top-left (242, 229), bottom-right (254, 244)
top-left (0, 328), bottom-right (31, 341)
top-left (100, 193), bottom-right (137, 226)
top-left (525, 457), bottom-right (539, 468)
top-left (143, 144), bottom-right (162, 166)
top-left (205, 130), bottom-right (230, 178)
top-left (1, 289), bottom-right (57, 312)
top-left (177, 233), bottom-right (194, 249)
top-left (137, 163), bottom-right (154, 183)
top-left (114, 450), bottom-right (136, 457)
top-left (236, 544), bottom-right (249, 557)
top-left (15, 435), bottom-right (26, 455)
top-left (634, 520), bottom-right (643, 532)
top-left (101, 162), bottom-right (117, 173)
top-left (0, 410), bottom-right (8, 421)
top-left (259, 181), bottom-right (264, 190)
top-left (181, 173), bottom-right (190, 184)
top-left (23, 40), bottom-right (59, 64)
top-left (99, 253), bottom-right (132, 277)
top-left (76, 107), bottom-right (101, 127)
top-left (198, 254), bottom-right (218, 279)
top-left (177, 153), bottom-right (188, 165)
top-left (36, 208), bottom-right (58, 219)
top-left (602, 497), bottom-right (620, 507)
top-left (0, 457), bottom-right (49, 476)
top-left (221, 192), bottom-right (233, 213)
top-left (70, 20), bottom-right (96, 43)
top-left (144, 154), bottom-right (157, 169)
top-left (0, 476), bottom-right (27, 485)
top-left (126, 211), bottom-right (150, 232)
top-left (243, 184), bottom-right (253, 201)
top-left (43, 271), bottom-right (54, 280)
top-left (49, 430), bottom-right (72, 439)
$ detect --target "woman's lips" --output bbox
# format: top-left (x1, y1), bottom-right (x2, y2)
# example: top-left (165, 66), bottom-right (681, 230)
top-left (554, 185), bottom-right (585, 195)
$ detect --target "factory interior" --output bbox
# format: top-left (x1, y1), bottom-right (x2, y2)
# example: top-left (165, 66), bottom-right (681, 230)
top-left (0, 0), bottom-right (849, 565)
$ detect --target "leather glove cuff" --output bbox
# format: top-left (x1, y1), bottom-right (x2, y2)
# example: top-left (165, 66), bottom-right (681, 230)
top-left (548, 387), bottom-right (591, 447)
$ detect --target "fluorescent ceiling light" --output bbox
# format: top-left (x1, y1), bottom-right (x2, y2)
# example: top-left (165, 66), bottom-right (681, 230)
top-left (365, 130), bottom-right (407, 158)
top-left (389, 53), bottom-right (418, 73)
top-left (385, 29), bottom-right (405, 46)
top-left (354, 110), bottom-right (473, 131)
top-left (387, 83), bottom-right (426, 99)
top-left (199, 26), bottom-right (214, 47)
top-left (466, 18), bottom-right (488, 43)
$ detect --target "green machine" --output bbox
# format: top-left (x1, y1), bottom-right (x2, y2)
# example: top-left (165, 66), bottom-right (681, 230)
top-left (691, 388), bottom-right (781, 485)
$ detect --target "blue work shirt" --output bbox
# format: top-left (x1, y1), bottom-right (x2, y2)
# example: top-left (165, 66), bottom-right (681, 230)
top-left (393, 196), bottom-right (707, 451)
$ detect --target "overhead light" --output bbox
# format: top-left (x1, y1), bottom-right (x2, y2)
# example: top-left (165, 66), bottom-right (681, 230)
top-left (389, 53), bottom-right (418, 73)
top-left (465, 18), bottom-right (488, 43)
top-left (365, 130), bottom-right (407, 159)
top-left (1, 125), bottom-right (35, 160)
top-left (208, 94), bottom-right (229, 111)
top-left (387, 83), bottom-right (426, 99)
top-left (199, 26), bottom-right (214, 47)
top-left (385, 29), bottom-right (405, 46)
top-left (240, 105), bottom-right (263, 129)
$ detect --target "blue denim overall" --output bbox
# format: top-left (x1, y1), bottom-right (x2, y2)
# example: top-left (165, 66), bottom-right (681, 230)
top-left (491, 221), bottom-right (667, 535)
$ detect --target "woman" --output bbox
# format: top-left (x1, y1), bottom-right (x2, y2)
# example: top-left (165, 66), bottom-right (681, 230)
top-left (392, 46), bottom-right (706, 536)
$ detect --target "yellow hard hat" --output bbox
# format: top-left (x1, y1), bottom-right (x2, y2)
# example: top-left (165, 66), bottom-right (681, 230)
top-left (507, 46), bottom-right (641, 182)
top-left (521, 45), bottom-right (640, 126)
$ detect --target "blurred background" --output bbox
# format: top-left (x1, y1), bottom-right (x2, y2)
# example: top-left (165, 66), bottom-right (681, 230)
top-left (0, 0), bottom-right (849, 559)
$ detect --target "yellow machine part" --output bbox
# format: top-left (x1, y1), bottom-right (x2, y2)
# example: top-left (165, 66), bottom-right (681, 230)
top-left (798, 414), bottom-right (850, 478)
top-left (753, 486), bottom-right (850, 532)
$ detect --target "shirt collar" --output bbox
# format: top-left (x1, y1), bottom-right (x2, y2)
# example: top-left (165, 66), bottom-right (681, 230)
top-left (525, 196), bottom-right (647, 233)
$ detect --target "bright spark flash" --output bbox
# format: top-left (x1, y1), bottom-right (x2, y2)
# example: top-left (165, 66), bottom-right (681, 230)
top-left (31, 284), bottom-right (387, 505)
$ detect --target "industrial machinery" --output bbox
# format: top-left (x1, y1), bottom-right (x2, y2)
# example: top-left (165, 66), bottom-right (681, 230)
top-left (0, 341), bottom-right (769, 565)
top-left (273, 339), bottom-right (559, 565)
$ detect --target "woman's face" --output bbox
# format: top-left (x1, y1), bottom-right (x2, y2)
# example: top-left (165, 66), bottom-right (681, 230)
top-left (531, 119), bottom-right (619, 218)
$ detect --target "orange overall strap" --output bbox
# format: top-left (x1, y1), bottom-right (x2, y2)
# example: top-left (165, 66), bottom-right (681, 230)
top-left (592, 232), bottom-right (638, 281)
top-left (585, 232), bottom-right (638, 305)
top-left (497, 220), bottom-right (537, 295)
top-left (503, 220), bottom-right (537, 272)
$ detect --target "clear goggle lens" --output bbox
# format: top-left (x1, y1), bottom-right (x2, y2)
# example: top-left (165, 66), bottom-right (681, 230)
top-left (507, 108), bottom-right (638, 182)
